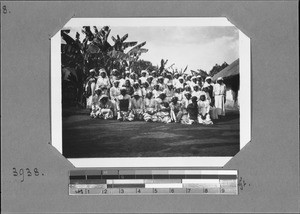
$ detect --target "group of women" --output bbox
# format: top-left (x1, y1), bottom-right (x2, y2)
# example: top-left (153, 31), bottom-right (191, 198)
top-left (85, 67), bottom-right (226, 125)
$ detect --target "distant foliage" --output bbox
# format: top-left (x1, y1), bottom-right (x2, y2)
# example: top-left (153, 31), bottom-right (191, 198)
top-left (209, 62), bottom-right (229, 76)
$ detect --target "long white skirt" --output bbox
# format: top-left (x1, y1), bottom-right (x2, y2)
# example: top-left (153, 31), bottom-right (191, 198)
top-left (86, 96), bottom-right (93, 109)
top-left (209, 106), bottom-right (219, 120)
top-left (214, 95), bottom-right (225, 116)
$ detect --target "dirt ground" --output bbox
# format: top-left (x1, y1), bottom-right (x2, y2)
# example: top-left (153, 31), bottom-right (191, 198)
top-left (62, 108), bottom-right (239, 158)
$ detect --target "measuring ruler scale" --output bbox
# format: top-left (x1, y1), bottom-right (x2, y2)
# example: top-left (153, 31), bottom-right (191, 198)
top-left (69, 170), bottom-right (238, 195)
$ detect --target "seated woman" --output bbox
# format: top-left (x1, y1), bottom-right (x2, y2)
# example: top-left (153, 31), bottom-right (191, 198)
top-left (169, 96), bottom-right (183, 123)
top-left (131, 92), bottom-right (144, 121)
top-left (90, 88), bottom-right (102, 118)
top-left (185, 96), bottom-right (199, 124)
top-left (116, 87), bottom-right (134, 121)
top-left (98, 94), bottom-right (114, 120)
top-left (156, 93), bottom-right (172, 124)
top-left (143, 92), bottom-right (159, 122)
top-left (198, 94), bottom-right (213, 125)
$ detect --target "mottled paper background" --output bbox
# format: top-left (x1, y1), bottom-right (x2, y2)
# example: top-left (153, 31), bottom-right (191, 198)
top-left (1, 1), bottom-right (298, 213)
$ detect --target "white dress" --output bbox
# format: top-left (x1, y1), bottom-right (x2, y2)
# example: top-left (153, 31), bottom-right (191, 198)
top-left (213, 83), bottom-right (226, 116)
top-left (198, 100), bottom-right (213, 125)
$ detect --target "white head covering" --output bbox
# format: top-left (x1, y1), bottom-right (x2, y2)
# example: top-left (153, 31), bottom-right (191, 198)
top-left (133, 91), bottom-right (140, 96)
top-left (205, 76), bottom-right (212, 81)
top-left (89, 68), bottom-right (96, 73)
top-left (217, 77), bottom-right (223, 81)
top-left (184, 91), bottom-right (191, 96)
top-left (99, 68), bottom-right (107, 76)
top-left (99, 94), bottom-right (108, 100)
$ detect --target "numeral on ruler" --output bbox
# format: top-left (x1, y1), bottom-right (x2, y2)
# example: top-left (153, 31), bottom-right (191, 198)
top-left (69, 170), bottom-right (238, 195)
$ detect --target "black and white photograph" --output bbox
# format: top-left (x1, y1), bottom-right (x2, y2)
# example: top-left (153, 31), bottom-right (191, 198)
top-left (51, 18), bottom-right (251, 167)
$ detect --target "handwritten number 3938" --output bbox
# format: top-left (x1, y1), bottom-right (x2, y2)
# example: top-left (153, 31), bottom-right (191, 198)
top-left (13, 168), bottom-right (41, 182)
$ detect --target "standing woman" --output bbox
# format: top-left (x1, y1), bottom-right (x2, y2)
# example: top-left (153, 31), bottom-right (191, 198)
top-left (90, 88), bottom-right (102, 118)
top-left (174, 87), bottom-right (184, 104)
top-left (142, 82), bottom-right (151, 99)
top-left (164, 83), bottom-right (175, 103)
top-left (109, 80), bottom-right (120, 117)
top-left (157, 76), bottom-right (165, 91)
top-left (202, 84), bottom-right (218, 120)
top-left (213, 77), bottom-right (226, 117)
top-left (181, 92), bottom-right (193, 124)
top-left (96, 68), bottom-right (111, 95)
top-left (125, 79), bottom-right (134, 97)
top-left (85, 69), bottom-right (97, 109)
top-left (152, 84), bottom-right (162, 99)
top-left (133, 82), bottom-right (143, 97)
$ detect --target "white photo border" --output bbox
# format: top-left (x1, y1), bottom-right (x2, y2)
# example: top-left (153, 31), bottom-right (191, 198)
top-left (51, 17), bottom-right (251, 168)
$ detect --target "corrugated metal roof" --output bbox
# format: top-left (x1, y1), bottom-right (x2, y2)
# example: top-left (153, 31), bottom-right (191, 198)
top-left (212, 59), bottom-right (239, 81)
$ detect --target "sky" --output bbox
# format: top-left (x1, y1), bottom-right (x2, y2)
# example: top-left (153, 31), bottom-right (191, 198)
top-left (66, 26), bottom-right (239, 73)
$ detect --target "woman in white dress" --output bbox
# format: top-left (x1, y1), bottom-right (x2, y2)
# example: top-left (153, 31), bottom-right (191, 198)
top-left (213, 77), bottom-right (226, 116)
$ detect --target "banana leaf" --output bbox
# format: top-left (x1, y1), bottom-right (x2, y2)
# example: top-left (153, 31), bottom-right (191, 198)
top-left (127, 42), bottom-right (146, 55)
top-left (122, 41), bottom-right (138, 49)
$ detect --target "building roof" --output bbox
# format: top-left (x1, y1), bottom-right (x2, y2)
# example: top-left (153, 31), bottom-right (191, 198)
top-left (212, 59), bottom-right (239, 81)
